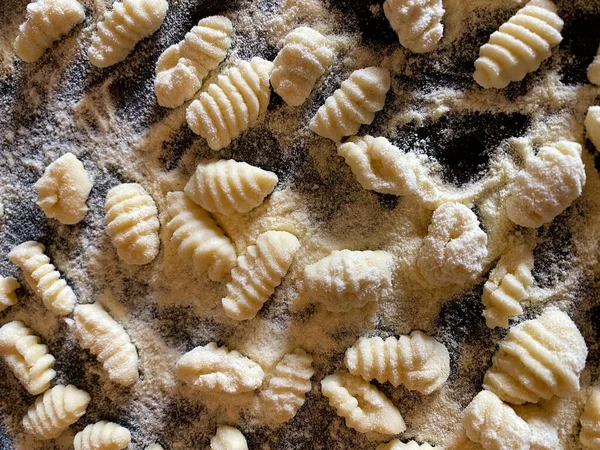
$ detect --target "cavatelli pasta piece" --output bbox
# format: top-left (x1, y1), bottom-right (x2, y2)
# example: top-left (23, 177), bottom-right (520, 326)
top-left (14, 0), bottom-right (85, 62)
top-left (588, 46), bottom-right (600, 85)
top-left (303, 250), bottom-right (394, 313)
top-left (184, 159), bottom-right (278, 215)
top-left (210, 426), bottom-right (248, 450)
top-left (74, 421), bottom-right (131, 450)
top-left (88, 0), bottom-right (168, 67)
top-left (377, 440), bottom-right (441, 450)
top-left (165, 192), bottom-right (236, 282)
top-left (8, 241), bottom-right (76, 315)
top-left (0, 321), bottom-right (56, 395)
top-left (506, 141), bottom-right (586, 228)
top-left (585, 106), bottom-right (600, 152)
top-left (222, 231), bottom-right (300, 321)
top-left (270, 26), bottom-right (334, 106)
top-left (473, 0), bottom-right (564, 89)
top-left (186, 57), bottom-right (274, 150)
top-left (176, 342), bottom-right (264, 393)
top-left (483, 309), bottom-right (587, 405)
top-left (309, 67), bottom-right (390, 142)
top-left (35, 152), bottom-right (92, 225)
top-left (73, 302), bottom-right (139, 386)
top-left (260, 348), bottom-right (315, 423)
top-left (155, 16), bottom-right (233, 108)
top-left (0, 276), bottom-right (20, 311)
top-left (383, 0), bottom-right (445, 53)
top-left (105, 183), bottom-right (160, 265)
top-left (147, 445), bottom-right (165, 450)
top-left (22, 384), bottom-right (90, 440)
top-left (581, 389), bottom-right (600, 449)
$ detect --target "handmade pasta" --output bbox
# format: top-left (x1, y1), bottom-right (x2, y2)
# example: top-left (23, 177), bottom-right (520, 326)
top-left (73, 421), bottom-right (131, 450)
top-left (0, 276), bottom-right (20, 311)
top-left (210, 426), bottom-right (248, 450)
top-left (383, 0), bottom-right (445, 53)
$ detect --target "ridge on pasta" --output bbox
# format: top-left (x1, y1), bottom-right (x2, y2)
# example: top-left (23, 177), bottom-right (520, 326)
top-left (74, 421), bottom-right (131, 450)
top-left (581, 389), bottom-right (600, 449)
top-left (210, 426), bottom-right (248, 450)
top-left (377, 440), bottom-right (441, 450)
top-left (0, 276), bottom-right (20, 311)
top-left (383, 0), bottom-right (445, 53)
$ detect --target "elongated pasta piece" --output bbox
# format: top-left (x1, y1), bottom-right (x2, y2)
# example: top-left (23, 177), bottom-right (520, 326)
top-left (0, 276), bottom-right (20, 311)
top-left (383, 0), bottom-right (445, 53)
top-left (74, 421), bottom-right (131, 450)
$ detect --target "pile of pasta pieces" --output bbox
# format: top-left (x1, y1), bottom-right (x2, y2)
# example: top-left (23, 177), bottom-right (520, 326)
top-left (2, 0), bottom-right (600, 448)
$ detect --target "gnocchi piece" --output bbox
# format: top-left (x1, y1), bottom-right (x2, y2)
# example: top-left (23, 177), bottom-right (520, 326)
top-left (222, 231), bottom-right (300, 321)
top-left (588, 45), bottom-right (600, 85)
top-left (22, 384), bottom-right (90, 440)
top-left (88, 0), bottom-right (168, 67)
top-left (210, 426), bottom-right (248, 450)
top-left (506, 141), bottom-right (586, 228)
top-left (585, 106), bottom-right (600, 152)
top-left (176, 342), bottom-right (264, 393)
top-left (14, 0), bottom-right (85, 63)
top-left (416, 202), bottom-right (488, 287)
top-left (186, 57), bottom-right (274, 150)
top-left (74, 421), bottom-right (131, 450)
top-left (8, 241), bottom-right (76, 315)
top-left (473, 0), bottom-right (563, 89)
top-left (303, 250), bottom-right (394, 313)
top-left (377, 440), bottom-right (441, 450)
top-left (309, 67), bottom-right (391, 142)
top-left (105, 183), bottom-right (160, 265)
top-left (73, 303), bottom-right (139, 386)
top-left (270, 26), bottom-right (334, 106)
top-left (581, 389), bottom-right (600, 449)
top-left (483, 309), bottom-right (587, 404)
top-left (383, 0), bottom-right (445, 53)
top-left (155, 16), bottom-right (233, 108)
top-left (35, 152), bottom-right (92, 225)
top-left (184, 159), bottom-right (278, 215)
top-left (0, 276), bottom-right (20, 311)
top-left (147, 445), bottom-right (165, 450)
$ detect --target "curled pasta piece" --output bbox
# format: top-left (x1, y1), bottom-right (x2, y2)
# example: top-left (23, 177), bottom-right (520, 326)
top-left (0, 276), bottom-right (20, 311)
top-left (14, 0), bottom-right (85, 62)
top-left (176, 342), bottom-right (264, 393)
top-left (73, 302), bottom-right (139, 386)
top-left (74, 421), bottom-right (131, 450)
top-left (210, 426), bottom-right (248, 450)
top-left (588, 45), bottom-right (600, 85)
top-left (383, 0), bottom-right (445, 53)
top-left (309, 67), bottom-right (391, 142)
top-left (35, 152), bottom-right (92, 225)
top-left (155, 16), bottom-right (233, 108)
top-left (377, 440), bottom-right (441, 450)
top-left (581, 389), bottom-right (600, 449)
top-left (186, 57), bottom-right (274, 150)
top-left (8, 241), bottom-right (76, 315)
top-left (506, 141), bottom-right (586, 228)
top-left (585, 106), bottom-right (600, 152)
top-left (473, 0), bottom-right (563, 89)
top-left (222, 231), bottom-right (300, 321)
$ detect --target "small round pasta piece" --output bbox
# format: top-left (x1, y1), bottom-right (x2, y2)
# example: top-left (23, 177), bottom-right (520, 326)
top-left (210, 426), bottom-right (248, 450)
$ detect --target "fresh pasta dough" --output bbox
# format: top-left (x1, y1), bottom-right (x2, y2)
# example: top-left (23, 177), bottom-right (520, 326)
top-left (73, 302), bottom-right (139, 386)
top-left (8, 241), bottom-right (76, 315)
top-left (585, 106), bottom-right (600, 152)
top-left (222, 230), bottom-right (300, 321)
top-left (14, 0), bottom-right (85, 63)
top-left (483, 309), bottom-right (587, 404)
top-left (74, 421), bottom-right (131, 450)
top-left (383, 0), bottom-right (445, 53)
top-left (505, 141), bottom-right (586, 228)
top-left (34, 152), bottom-right (92, 225)
top-left (309, 67), bottom-right (391, 142)
top-left (22, 384), bottom-right (90, 440)
top-left (165, 191), bottom-right (236, 282)
top-left (147, 445), bottom-right (165, 450)
top-left (154, 16), bottom-right (233, 108)
top-left (176, 342), bottom-right (264, 393)
top-left (0, 276), bottom-right (20, 311)
top-left (270, 26), bottom-right (334, 106)
top-left (377, 440), bottom-right (441, 450)
top-left (184, 159), bottom-right (278, 215)
top-left (473, 0), bottom-right (564, 89)
top-left (186, 57), bottom-right (274, 150)
top-left (0, 321), bottom-right (56, 395)
top-left (105, 183), bottom-right (160, 265)
top-left (588, 45), bottom-right (600, 85)
top-left (344, 331), bottom-right (450, 394)
top-left (581, 389), bottom-right (600, 449)
top-left (88, 0), bottom-right (168, 67)
top-left (210, 426), bottom-right (248, 450)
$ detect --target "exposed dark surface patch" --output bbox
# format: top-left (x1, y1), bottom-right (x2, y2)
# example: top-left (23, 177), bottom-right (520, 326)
top-left (559, 11), bottom-right (600, 86)
top-left (158, 124), bottom-right (197, 171)
top-left (532, 213), bottom-right (575, 289)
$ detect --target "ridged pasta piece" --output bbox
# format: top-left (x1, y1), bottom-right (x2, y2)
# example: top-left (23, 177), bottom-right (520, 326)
top-left (8, 241), bottom-right (76, 315)
top-left (309, 67), bottom-right (390, 142)
top-left (14, 0), bottom-right (85, 63)
top-left (377, 440), bottom-right (441, 450)
top-left (337, 135), bottom-right (419, 196)
top-left (581, 389), bottom-right (600, 449)
top-left (303, 250), bottom-right (394, 313)
top-left (506, 141), bottom-right (586, 228)
top-left (585, 106), bottom-right (600, 152)
top-left (482, 245), bottom-right (534, 329)
top-left (417, 202), bottom-right (488, 287)
top-left (176, 342), bottom-right (264, 393)
top-left (105, 183), bottom-right (160, 265)
top-left (73, 302), bottom-right (139, 386)
top-left (186, 57), bottom-right (274, 150)
top-left (184, 159), bottom-right (278, 215)
top-left (345, 331), bottom-right (450, 394)
top-left (0, 276), bottom-right (20, 311)
top-left (222, 231), bottom-right (300, 321)
top-left (383, 0), bottom-right (445, 53)
top-left (270, 26), bottom-right (334, 106)
top-left (88, 0), bottom-right (168, 67)
top-left (473, 0), bottom-right (564, 89)
top-left (588, 46), bottom-right (600, 85)
top-left (0, 321), bottom-right (56, 395)
top-left (35, 152), bottom-right (92, 225)
top-left (260, 348), bottom-right (315, 424)
top-left (210, 426), bottom-right (248, 450)
top-left (22, 384), bottom-right (91, 440)
top-left (321, 371), bottom-right (406, 437)
top-left (165, 191), bottom-right (236, 282)
top-left (155, 16), bottom-right (233, 108)
top-left (483, 309), bottom-right (587, 404)
top-left (74, 421), bottom-right (131, 450)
